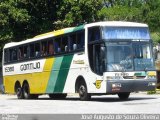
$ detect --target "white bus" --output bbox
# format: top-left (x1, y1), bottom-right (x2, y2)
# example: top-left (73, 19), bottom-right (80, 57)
top-left (2, 21), bottom-right (156, 100)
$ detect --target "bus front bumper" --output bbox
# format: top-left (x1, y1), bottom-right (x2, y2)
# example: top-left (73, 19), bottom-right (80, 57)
top-left (106, 79), bottom-right (156, 93)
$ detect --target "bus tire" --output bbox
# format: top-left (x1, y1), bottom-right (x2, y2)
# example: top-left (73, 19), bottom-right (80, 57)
top-left (49, 94), bottom-right (67, 99)
top-left (23, 82), bottom-right (38, 99)
top-left (118, 92), bottom-right (130, 100)
top-left (78, 82), bottom-right (91, 101)
top-left (15, 82), bottom-right (24, 99)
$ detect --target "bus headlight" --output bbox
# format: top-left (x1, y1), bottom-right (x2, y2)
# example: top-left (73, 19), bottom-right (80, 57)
top-left (148, 82), bottom-right (156, 86)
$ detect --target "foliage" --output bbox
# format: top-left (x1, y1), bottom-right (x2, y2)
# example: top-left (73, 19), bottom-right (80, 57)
top-left (151, 32), bottom-right (160, 45)
top-left (0, 0), bottom-right (30, 44)
top-left (55, 0), bottom-right (103, 28)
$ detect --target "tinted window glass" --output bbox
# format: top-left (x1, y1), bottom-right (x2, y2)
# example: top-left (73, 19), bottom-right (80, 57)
top-left (48, 40), bottom-right (54, 55)
top-left (35, 43), bottom-right (41, 57)
top-left (62, 36), bottom-right (68, 52)
top-left (69, 34), bottom-right (77, 51)
top-left (54, 37), bottom-right (61, 53)
top-left (41, 41), bottom-right (47, 56)
top-left (18, 46), bottom-right (23, 60)
top-left (77, 31), bottom-right (84, 49)
top-left (24, 45), bottom-right (29, 59)
top-left (30, 44), bottom-right (35, 58)
top-left (9, 48), bottom-right (17, 61)
top-left (88, 27), bottom-right (100, 42)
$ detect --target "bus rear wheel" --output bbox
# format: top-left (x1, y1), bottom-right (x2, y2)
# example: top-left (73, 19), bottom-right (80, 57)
top-left (49, 94), bottom-right (67, 99)
top-left (118, 92), bottom-right (130, 100)
top-left (23, 82), bottom-right (38, 99)
top-left (78, 82), bottom-right (91, 101)
top-left (15, 84), bottom-right (24, 99)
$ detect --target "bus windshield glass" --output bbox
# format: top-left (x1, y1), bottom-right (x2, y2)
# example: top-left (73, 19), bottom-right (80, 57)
top-left (105, 42), bottom-right (154, 72)
top-left (102, 27), bottom-right (150, 40)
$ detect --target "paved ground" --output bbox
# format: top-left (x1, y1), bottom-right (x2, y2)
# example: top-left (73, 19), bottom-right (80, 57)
top-left (0, 93), bottom-right (160, 114)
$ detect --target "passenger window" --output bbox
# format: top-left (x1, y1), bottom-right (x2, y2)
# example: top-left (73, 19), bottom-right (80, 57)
top-left (41, 41), bottom-right (47, 56)
top-left (9, 48), bottom-right (17, 61)
top-left (69, 34), bottom-right (77, 51)
top-left (4, 50), bottom-right (8, 63)
top-left (30, 44), bottom-right (35, 58)
top-left (48, 40), bottom-right (54, 55)
top-left (54, 37), bottom-right (61, 53)
top-left (77, 31), bottom-right (84, 49)
top-left (62, 36), bottom-right (68, 52)
top-left (24, 45), bottom-right (29, 59)
top-left (35, 43), bottom-right (41, 57)
top-left (18, 46), bottom-right (23, 60)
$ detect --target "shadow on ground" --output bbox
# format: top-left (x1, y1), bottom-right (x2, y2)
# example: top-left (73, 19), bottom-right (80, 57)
top-left (7, 95), bottom-right (157, 103)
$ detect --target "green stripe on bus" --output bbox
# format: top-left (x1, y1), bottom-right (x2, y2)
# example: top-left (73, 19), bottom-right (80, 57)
top-left (53, 55), bottom-right (73, 92)
top-left (64, 25), bottom-right (84, 34)
top-left (46, 57), bottom-right (63, 93)
top-left (73, 25), bottom-right (84, 31)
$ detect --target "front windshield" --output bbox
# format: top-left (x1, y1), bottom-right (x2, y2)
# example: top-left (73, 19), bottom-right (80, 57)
top-left (106, 41), bottom-right (154, 72)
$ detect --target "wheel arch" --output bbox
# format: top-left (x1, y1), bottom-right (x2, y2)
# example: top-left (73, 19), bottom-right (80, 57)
top-left (22, 80), bottom-right (29, 87)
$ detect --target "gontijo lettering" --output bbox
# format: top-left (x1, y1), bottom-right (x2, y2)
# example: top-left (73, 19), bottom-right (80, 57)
top-left (20, 62), bottom-right (40, 71)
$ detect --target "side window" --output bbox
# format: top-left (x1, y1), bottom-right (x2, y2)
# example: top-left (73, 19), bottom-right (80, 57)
top-left (4, 50), bottom-right (8, 63)
top-left (41, 41), bottom-right (47, 56)
top-left (48, 40), bottom-right (54, 55)
top-left (30, 44), bottom-right (35, 58)
top-left (9, 48), bottom-right (17, 61)
top-left (35, 43), bottom-right (41, 57)
top-left (18, 46), bottom-right (23, 60)
top-left (88, 27), bottom-right (100, 42)
top-left (62, 36), bottom-right (68, 52)
top-left (54, 37), bottom-right (61, 53)
top-left (24, 45), bottom-right (29, 59)
top-left (69, 34), bottom-right (77, 51)
top-left (77, 31), bottom-right (85, 49)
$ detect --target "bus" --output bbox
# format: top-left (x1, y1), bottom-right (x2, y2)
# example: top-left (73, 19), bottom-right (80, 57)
top-left (2, 21), bottom-right (157, 100)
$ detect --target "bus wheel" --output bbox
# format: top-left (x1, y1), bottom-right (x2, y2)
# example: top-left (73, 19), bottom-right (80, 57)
top-left (23, 82), bottom-right (33, 99)
top-left (118, 92), bottom-right (130, 100)
top-left (16, 88), bottom-right (24, 99)
top-left (15, 84), bottom-right (24, 99)
top-left (78, 82), bottom-right (91, 101)
top-left (49, 94), bottom-right (67, 99)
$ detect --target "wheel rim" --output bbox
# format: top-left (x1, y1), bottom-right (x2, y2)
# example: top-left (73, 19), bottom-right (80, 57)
top-left (79, 85), bottom-right (86, 97)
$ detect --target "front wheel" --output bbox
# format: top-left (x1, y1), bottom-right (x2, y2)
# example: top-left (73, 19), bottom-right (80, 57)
top-left (78, 82), bottom-right (91, 101)
top-left (118, 92), bottom-right (130, 100)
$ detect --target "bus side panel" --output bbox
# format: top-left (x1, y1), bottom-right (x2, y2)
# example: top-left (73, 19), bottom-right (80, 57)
top-left (4, 76), bottom-right (18, 94)
top-left (45, 55), bottom-right (74, 93)
top-left (30, 58), bottom-right (54, 93)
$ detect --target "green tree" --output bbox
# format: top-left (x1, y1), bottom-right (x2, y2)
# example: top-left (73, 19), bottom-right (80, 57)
top-left (0, 0), bottom-right (30, 43)
top-left (55, 0), bottom-right (103, 28)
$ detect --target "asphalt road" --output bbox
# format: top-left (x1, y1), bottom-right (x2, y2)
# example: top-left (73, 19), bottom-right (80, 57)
top-left (0, 93), bottom-right (160, 114)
